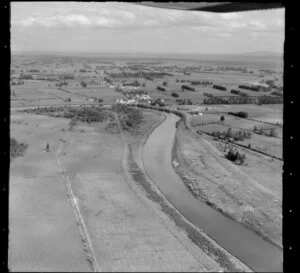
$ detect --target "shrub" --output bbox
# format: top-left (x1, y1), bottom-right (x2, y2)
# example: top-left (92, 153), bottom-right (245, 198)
top-left (68, 118), bottom-right (78, 131)
top-left (80, 81), bottom-right (87, 88)
top-left (171, 92), bottom-right (179, 98)
top-left (10, 138), bottom-right (28, 159)
top-left (228, 111), bottom-right (248, 118)
top-left (269, 128), bottom-right (278, 137)
top-left (225, 147), bottom-right (246, 165)
top-left (225, 128), bottom-right (233, 138)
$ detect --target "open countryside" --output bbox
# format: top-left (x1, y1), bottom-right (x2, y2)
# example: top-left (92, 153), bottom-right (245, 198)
top-left (10, 2), bottom-right (283, 273)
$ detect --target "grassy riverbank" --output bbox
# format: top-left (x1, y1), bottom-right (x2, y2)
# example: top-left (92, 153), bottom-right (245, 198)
top-left (172, 119), bottom-right (282, 249)
top-left (124, 110), bottom-right (251, 272)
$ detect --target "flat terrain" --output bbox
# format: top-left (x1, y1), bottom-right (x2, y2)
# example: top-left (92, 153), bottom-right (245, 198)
top-left (173, 121), bottom-right (282, 248)
top-left (10, 53), bottom-right (283, 271)
top-left (9, 110), bottom-right (221, 272)
top-left (9, 113), bottom-right (90, 272)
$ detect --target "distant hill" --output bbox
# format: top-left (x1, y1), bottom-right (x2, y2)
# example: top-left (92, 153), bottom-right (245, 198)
top-left (238, 51), bottom-right (283, 57)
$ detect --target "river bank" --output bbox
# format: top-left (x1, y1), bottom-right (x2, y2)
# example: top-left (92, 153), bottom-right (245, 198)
top-left (124, 109), bottom-right (251, 272)
top-left (172, 119), bottom-right (282, 249)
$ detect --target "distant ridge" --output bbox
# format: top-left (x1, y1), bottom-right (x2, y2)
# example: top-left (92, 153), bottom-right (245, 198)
top-left (238, 51), bottom-right (283, 57)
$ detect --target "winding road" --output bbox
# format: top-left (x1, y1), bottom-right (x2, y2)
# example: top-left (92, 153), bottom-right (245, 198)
top-left (142, 113), bottom-right (283, 272)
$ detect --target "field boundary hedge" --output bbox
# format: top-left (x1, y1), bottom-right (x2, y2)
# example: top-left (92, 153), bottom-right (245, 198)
top-left (197, 129), bottom-right (282, 161)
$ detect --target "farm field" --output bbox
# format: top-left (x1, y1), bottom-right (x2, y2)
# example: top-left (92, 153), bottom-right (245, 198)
top-left (9, 113), bottom-right (90, 272)
top-left (10, 52), bottom-right (283, 271)
top-left (9, 109), bottom-right (222, 272)
top-left (190, 108), bottom-right (282, 159)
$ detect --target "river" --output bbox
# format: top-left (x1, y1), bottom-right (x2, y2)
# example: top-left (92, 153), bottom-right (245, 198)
top-left (143, 113), bottom-right (282, 272)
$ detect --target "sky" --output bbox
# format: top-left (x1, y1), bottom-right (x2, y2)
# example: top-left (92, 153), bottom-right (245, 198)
top-left (11, 2), bottom-right (285, 55)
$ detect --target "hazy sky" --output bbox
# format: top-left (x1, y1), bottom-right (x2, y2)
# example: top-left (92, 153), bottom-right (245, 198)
top-left (11, 2), bottom-right (285, 54)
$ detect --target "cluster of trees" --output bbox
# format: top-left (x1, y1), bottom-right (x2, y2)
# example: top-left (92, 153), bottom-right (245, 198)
top-left (11, 80), bottom-right (24, 86)
top-left (60, 75), bottom-right (74, 80)
top-left (10, 138), bottom-right (28, 159)
top-left (191, 81), bottom-right (212, 86)
top-left (104, 77), bottom-right (113, 85)
top-left (203, 96), bottom-right (228, 104)
top-left (19, 74), bottom-right (33, 80)
top-left (24, 106), bottom-right (109, 124)
top-left (203, 93), bottom-right (283, 105)
top-left (55, 81), bottom-right (69, 87)
top-left (271, 91), bottom-right (283, 97)
top-left (211, 128), bottom-right (251, 142)
top-left (28, 69), bottom-right (40, 73)
top-left (123, 79), bottom-right (140, 87)
top-left (151, 98), bottom-right (166, 107)
top-left (108, 71), bottom-right (172, 79)
top-left (253, 126), bottom-right (278, 137)
top-left (265, 79), bottom-right (276, 86)
top-left (230, 89), bottom-right (249, 96)
top-left (145, 76), bottom-right (154, 81)
top-left (176, 98), bottom-right (193, 105)
top-left (111, 104), bottom-right (143, 130)
top-left (228, 111), bottom-right (248, 118)
top-left (126, 89), bottom-right (148, 96)
top-left (63, 107), bottom-right (109, 123)
top-left (157, 86), bottom-right (166, 92)
top-left (181, 85), bottom-right (195, 92)
top-left (213, 84), bottom-right (227, 91)
top-left (258, 95), bottom-right (283, 104)
top-left (217, 66), bottom-right (248, 73)
top-left (238, 85), bottom-right (259, 92)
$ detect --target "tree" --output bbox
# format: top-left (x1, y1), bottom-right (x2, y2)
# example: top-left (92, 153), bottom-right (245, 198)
top-left (220, 115), bottom-right (225, 123)
top-left (269, 128), bottom-right (278, 137)
top-left (46, 142), bottom-right (50, 152)
top-left (225, 128), bottom-right (233, 138)
top-left (80, 81), bottom-right (87, 88)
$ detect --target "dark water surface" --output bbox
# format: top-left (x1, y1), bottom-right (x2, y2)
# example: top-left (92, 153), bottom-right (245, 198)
top-left (143, 113), bottom-right (282, 272)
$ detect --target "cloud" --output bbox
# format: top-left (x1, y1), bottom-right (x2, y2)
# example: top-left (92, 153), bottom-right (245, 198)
top-left (20, 14), bottom-right (93, 27)
top-left (249, 20), bottom-right (267, 30)
top-left (14, 2), bottom-right (284, 36)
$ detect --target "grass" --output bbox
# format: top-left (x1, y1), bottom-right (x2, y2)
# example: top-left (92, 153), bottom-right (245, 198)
top-left (119, 109), bottom-right (248, 272)
top-left (172, 121), bottom-right (282, 248)
top-left (127, 144), bottom-right (243, 272)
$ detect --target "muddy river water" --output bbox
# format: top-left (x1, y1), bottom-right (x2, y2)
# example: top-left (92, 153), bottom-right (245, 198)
top-left (143, 113), bottom-right (282, 272)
